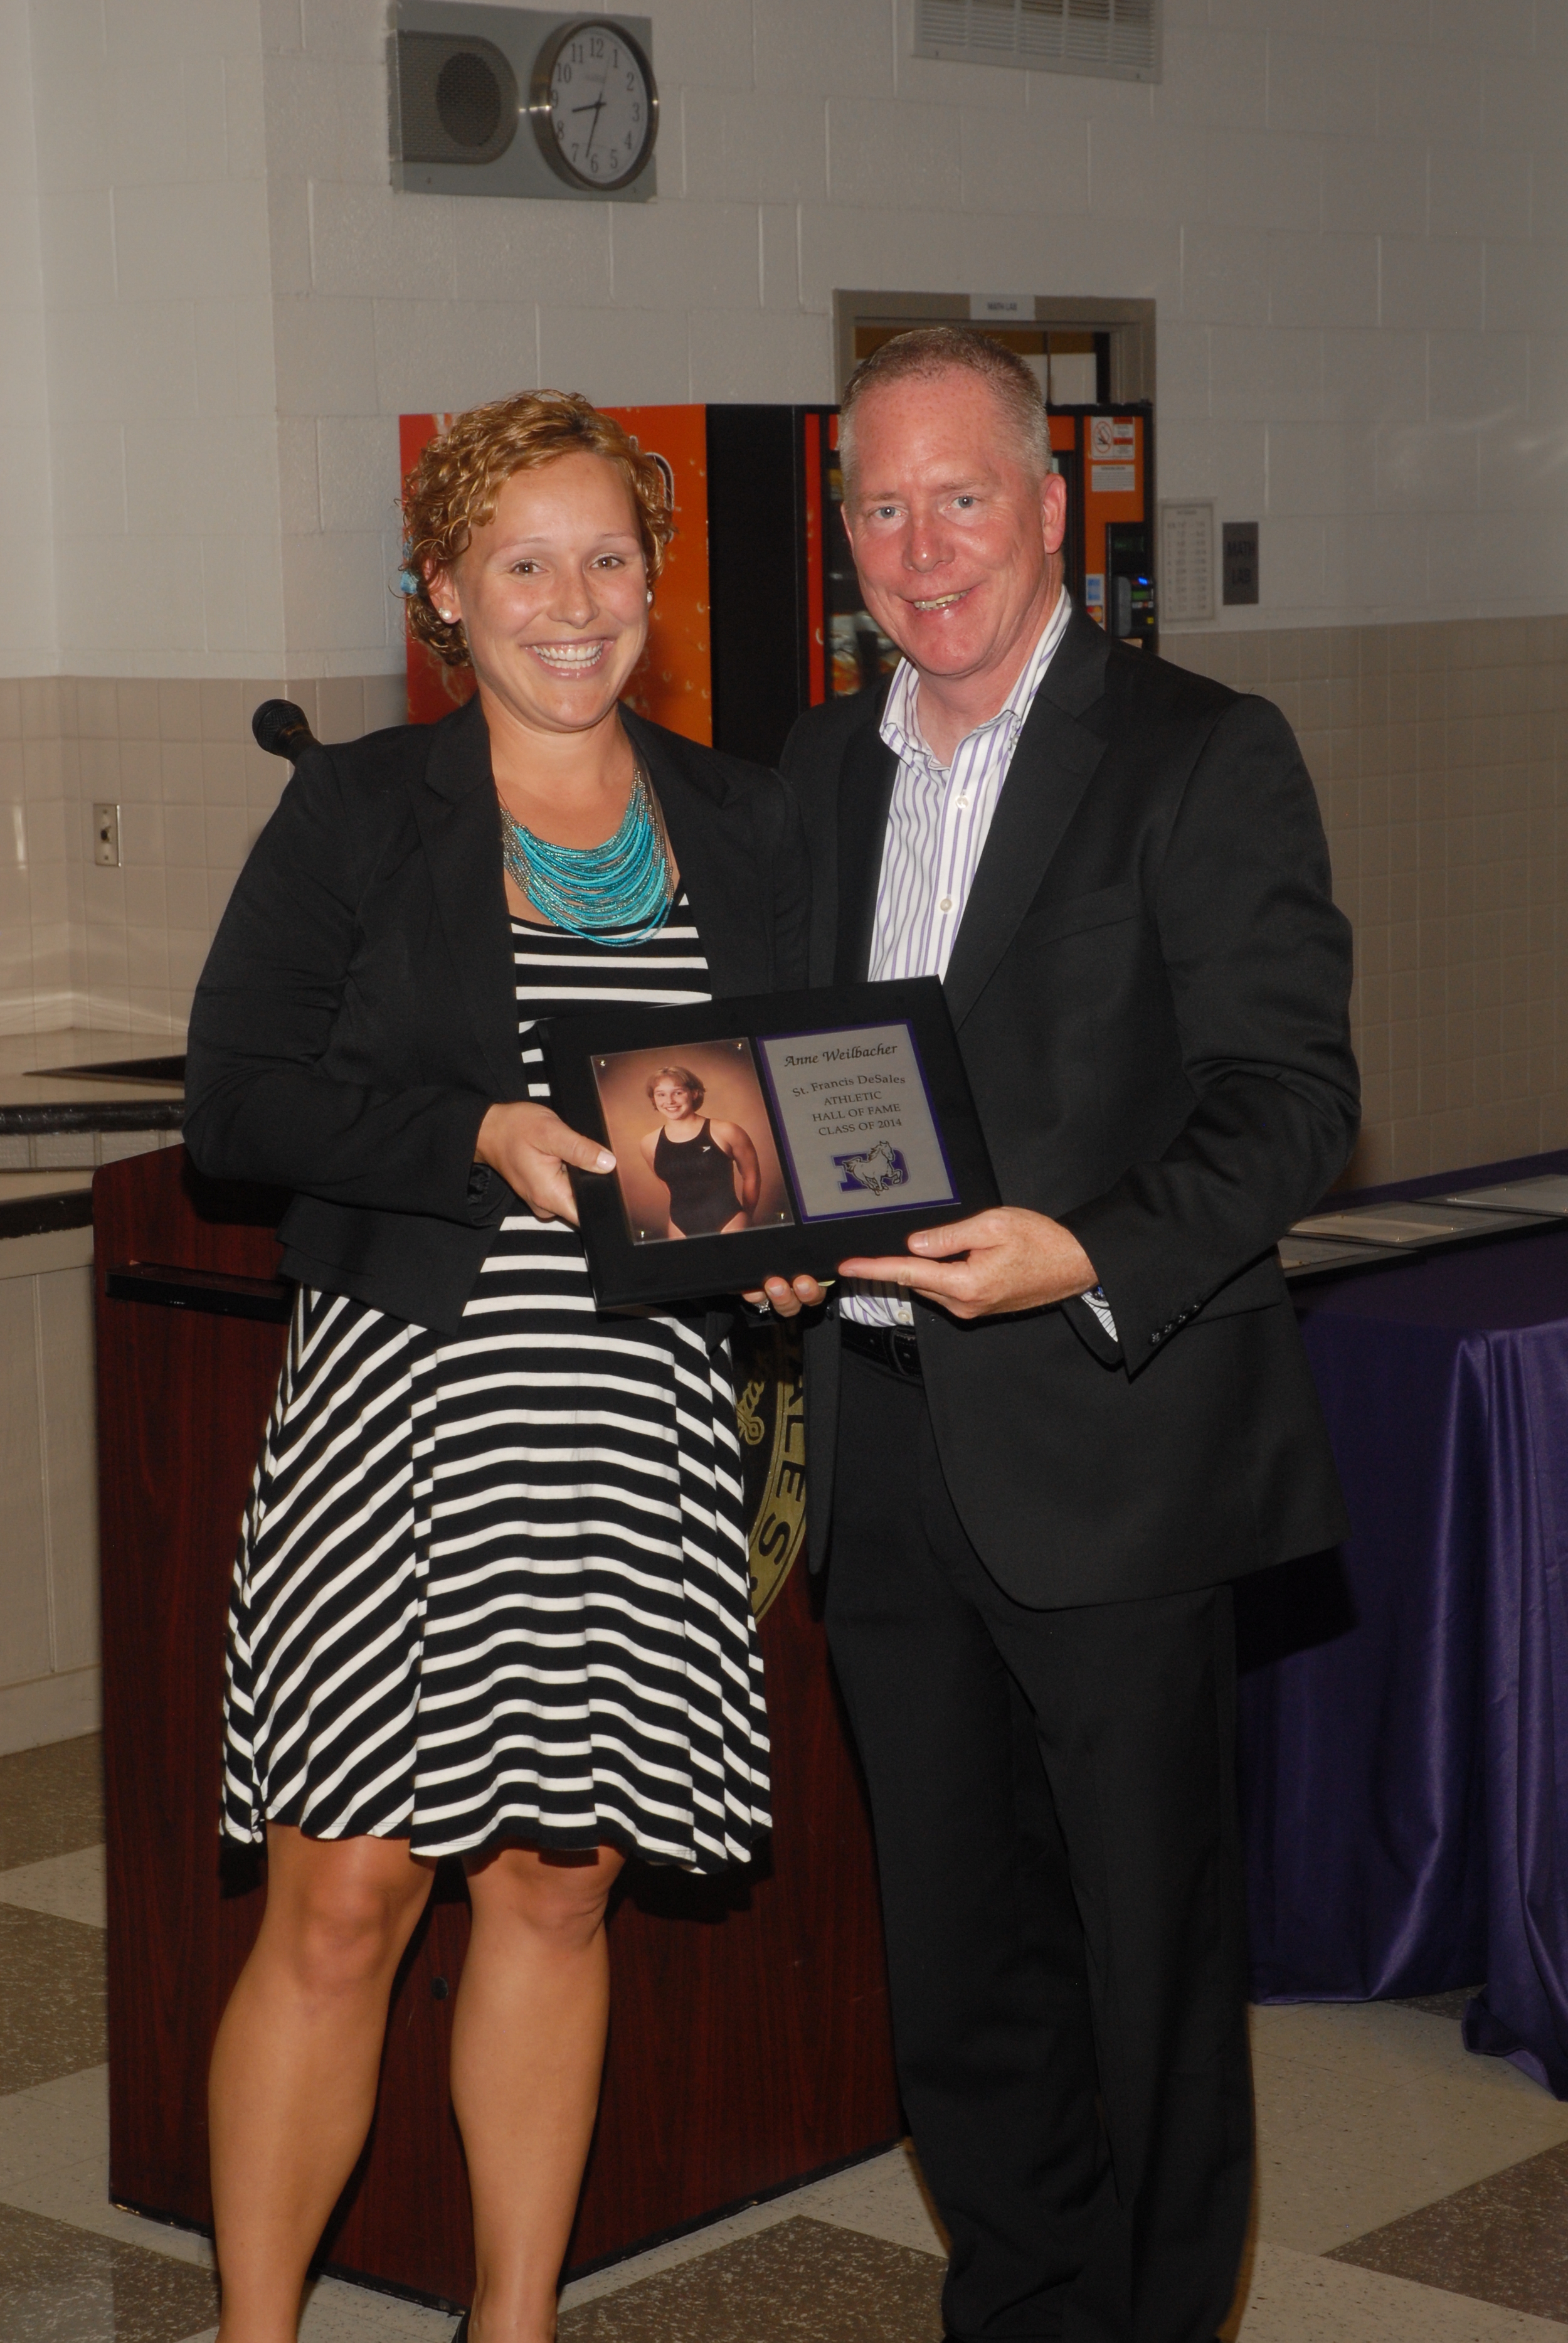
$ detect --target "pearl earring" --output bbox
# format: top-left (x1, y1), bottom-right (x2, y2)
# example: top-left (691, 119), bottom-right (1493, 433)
top-left (646, 588), bottom-right (654, 605)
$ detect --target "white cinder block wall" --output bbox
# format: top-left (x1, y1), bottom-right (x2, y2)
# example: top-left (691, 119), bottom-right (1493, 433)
top-left (25, 0), bottom-right (284, 681)
top-left (6, 0), bottom-right (1567, 686)
top-left (267, 0), bottom-right (1568, 661)
top-left (0, 3), bottom-right (54, 672)
top-left (2, 0), bottom-right (1568, 1181)
top-left (0, 4), bottom-right (66, 1024)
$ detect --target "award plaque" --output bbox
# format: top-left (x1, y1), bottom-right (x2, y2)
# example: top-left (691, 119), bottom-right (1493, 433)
top-left (543, 977), bottom-right (1000, 1309)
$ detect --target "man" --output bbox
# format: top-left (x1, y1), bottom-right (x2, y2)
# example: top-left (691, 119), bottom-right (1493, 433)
top-left (760, 330), bottom-right (1357, 2343)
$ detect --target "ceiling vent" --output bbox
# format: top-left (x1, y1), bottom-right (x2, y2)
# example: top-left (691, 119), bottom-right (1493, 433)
top-left (913, 0), bottom-right (1160, 82)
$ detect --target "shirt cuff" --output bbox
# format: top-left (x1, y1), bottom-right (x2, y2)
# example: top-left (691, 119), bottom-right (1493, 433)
top-left (1080, 1284), bottom-right (1118, 1342)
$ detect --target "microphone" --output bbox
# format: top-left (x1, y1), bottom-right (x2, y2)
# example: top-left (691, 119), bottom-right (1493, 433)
top-left (251, 699), bottom-right (320, 760)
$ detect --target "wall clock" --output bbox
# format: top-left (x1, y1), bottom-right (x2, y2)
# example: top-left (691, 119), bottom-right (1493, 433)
top-left (393, 5), bottom-right (658, 203)
top-left (529, 19), bottom-right (657, 192)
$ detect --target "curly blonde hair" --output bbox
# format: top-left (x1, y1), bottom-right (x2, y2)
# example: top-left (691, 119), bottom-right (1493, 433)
top-left (402, 390), bottom-right (675, 669)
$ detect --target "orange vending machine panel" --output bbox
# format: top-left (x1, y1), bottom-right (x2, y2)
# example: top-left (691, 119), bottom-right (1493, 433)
top-left (1048, 405), bottom-right (1156, 650)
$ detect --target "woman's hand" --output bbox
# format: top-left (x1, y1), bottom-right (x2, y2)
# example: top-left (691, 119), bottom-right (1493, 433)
top-left (475, 1102), bottom-right (615, 1227)
top-left (741, 1273), bottom-right (827, 1319)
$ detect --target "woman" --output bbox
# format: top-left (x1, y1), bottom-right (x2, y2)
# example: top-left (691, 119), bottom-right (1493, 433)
top-left (183, 390), bottom-right (814, 2343)
top-left (638, 1064), bottom-right (760, 1237)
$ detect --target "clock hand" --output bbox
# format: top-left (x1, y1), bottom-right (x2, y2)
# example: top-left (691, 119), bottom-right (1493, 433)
top-left (576, 91), bottom-right (606, 150)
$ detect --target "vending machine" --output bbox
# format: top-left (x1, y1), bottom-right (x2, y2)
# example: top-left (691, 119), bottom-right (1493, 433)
top-left (1049, 406), bottom-right (1156, 647)
top-left (400, 398), bottom-right (1155, 766)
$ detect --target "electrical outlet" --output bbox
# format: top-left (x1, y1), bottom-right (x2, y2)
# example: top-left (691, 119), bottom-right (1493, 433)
top-left (93, 802), bottom-right (121, 867)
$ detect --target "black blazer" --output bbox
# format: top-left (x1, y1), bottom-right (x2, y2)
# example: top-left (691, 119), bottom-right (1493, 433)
top-left (184, 696), bottom-right (809, 1336)
top-left (783, 608), bottom-right (1360, 1608)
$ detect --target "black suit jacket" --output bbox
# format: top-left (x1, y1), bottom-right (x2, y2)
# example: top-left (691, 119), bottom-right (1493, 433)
top-left (783, 608), bottom-right (1359, 1607)
top-left (184, 696), bottom-right (809, 1336)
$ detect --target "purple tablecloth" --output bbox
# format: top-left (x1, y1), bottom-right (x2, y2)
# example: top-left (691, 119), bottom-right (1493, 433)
top-left (1237, 1226), bottom-right (1568, 2094)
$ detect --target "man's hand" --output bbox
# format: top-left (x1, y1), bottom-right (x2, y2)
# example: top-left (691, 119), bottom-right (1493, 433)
top-left (475, 1101), bottom-right (615, 1228)
top-left (837, 1208), bottom-right (1097, 1322)
top-left (741, 1273), bottom-right (827, 1320)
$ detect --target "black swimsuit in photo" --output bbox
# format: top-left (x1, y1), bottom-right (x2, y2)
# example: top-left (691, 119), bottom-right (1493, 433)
top-left (654, 1118), bottom-right (738, 1236)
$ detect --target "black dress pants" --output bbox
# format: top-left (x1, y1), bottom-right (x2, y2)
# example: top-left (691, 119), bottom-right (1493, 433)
top-left (825, 1350), bottom-right (1252, 2343)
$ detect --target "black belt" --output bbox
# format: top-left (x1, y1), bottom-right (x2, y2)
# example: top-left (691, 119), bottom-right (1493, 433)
top-left (840, 1317), bottom-right (923, 1379)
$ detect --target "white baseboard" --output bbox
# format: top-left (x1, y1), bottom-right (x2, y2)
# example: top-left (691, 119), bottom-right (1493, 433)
top-left (0, 1666), bottom-right (102, 1755)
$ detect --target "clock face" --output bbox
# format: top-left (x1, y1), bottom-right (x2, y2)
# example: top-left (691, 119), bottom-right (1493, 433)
top-left (532, 21), bottom-right (657, 192)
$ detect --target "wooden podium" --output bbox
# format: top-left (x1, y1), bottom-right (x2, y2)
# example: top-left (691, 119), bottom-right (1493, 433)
top-left (95, 1147), bottom-right (900, 2310)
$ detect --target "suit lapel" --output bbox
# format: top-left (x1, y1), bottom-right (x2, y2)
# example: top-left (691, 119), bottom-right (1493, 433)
top-left (835, 720), bottom-right (898, 982)
top-left (942, 614), bottom-right (1111, 1029)
top-left (410, 696), bottom-right (525, 1097)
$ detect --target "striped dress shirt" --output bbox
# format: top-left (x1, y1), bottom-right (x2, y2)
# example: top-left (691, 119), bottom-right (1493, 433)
top-left (842, 591), bottom-right (1115, 1337)
top-left (867, 590), bottom-right (1073, 989)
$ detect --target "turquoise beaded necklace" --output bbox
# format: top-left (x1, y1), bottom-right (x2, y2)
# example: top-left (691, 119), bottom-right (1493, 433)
top-left (499, 763), bottom-right (674, 948)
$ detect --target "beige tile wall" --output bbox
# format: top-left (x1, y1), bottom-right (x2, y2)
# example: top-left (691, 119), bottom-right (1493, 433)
top-left (1167, 617), bottom-right (1568, 1187)
top-left (0, 1228), bottom-right (102, 1756)
top-left (0, 679), bottom-right (72, 1035)
top-left (4, 625), bottom-right (1567, 1187)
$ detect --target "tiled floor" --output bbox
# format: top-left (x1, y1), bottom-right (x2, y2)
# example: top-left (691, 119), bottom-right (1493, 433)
top-left (5, 1736), bottom-right (1568, 2342)
top-left (560, 2221), bottom-right (945, 2340)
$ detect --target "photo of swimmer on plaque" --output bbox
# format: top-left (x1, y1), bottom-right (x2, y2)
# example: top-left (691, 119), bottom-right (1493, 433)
top-left (591, 1039), bottom-right (796, 1246)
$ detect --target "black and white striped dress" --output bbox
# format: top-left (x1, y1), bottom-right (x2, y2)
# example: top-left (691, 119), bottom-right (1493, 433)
top-left (220, 895), bottom-right (770, 1874)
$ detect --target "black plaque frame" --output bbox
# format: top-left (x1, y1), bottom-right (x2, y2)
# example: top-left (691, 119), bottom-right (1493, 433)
top-left (543, 977), bottom-right (999, 1309)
